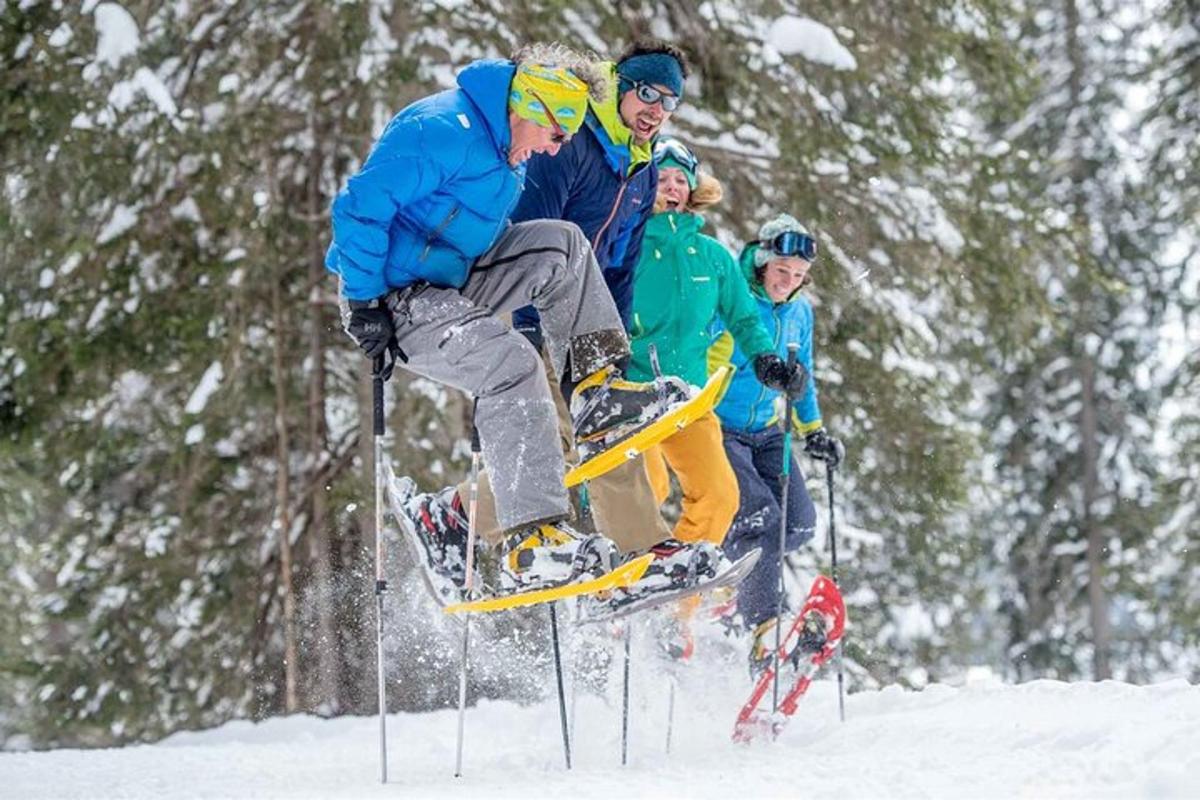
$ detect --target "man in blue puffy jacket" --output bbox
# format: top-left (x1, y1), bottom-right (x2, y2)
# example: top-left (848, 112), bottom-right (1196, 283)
top-left (446, 42), bottom-right (700, 576)
top-left (325, 46), bottom-right (687, 595)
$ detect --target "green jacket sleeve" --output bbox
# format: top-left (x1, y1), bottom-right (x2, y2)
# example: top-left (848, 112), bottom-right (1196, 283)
top-left (715, 242), bottom-right (774, 360)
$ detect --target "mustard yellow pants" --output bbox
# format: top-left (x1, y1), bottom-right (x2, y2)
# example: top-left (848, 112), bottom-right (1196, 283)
top-left (643, 410), bottom-right (739, 546)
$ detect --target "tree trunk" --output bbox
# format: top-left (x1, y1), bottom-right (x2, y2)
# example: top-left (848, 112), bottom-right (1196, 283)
top-left (1080, 353), bottom-right (1110, 678)
top-left (271, 269), bottom-right (300, 712)
top-left (1064, 0), bottom-right (1111, 679)
top-left (306, 108), bottom-right (342, 713)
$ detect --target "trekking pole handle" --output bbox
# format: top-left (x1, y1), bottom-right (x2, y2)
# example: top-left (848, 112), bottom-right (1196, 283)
top-left (780, 343), bottom-right (800, 433)
top-left (372, 355), bottom-right (385, 437)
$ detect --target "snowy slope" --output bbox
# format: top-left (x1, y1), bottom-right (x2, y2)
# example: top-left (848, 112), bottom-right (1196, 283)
top-left (4, 674), bottom-right (1197, 799)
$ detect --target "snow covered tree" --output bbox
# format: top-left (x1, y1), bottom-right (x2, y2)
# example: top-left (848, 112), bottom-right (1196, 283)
top-left (979, 0), bottom-right (1180, 681)
top-left (1137, 0), bottom-right (1200, 680)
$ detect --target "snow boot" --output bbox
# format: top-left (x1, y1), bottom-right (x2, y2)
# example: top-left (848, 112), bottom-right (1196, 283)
top-left (499, 520), bottom-right (620, 593)
top-left (388, 477), bottom-right (470, 591)
top-left (630, 538), bottom-right (726, 594)
top-left (593, 539), bottom-right (726, 612)
top-left (748, 610), bottom-right (828, 676)
top-left (792, 608), bottom-right (829, 660)
top-left (748, 616), bottom-right (781, 677)
top-left (569, 364), bottom-right (690, 461)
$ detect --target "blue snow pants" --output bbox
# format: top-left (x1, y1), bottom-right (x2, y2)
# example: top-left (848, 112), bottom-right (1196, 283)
top-left (720, 427), bottom-right (817, 628)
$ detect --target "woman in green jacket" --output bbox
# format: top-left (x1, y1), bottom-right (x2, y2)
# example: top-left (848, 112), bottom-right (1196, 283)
top-left (629, 137), bottom-right (786, 561)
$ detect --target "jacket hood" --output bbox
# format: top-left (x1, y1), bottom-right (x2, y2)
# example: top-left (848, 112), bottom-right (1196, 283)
top-left (739, 242), bottom-right (804, 304)
top-left (457, 59), bottom-right (516, 159)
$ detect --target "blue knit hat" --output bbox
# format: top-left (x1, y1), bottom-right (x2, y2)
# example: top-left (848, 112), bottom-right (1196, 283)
top-left (616, 52), bottom-right (685, 98)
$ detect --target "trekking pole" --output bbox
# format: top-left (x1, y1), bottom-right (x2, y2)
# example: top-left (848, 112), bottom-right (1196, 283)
top-left (665, 679), bottom-right (675, 755)
top-left (826, 460), bottom-right (846, 722)
top-left (453, 402), bottom-right (482, 777)
top-left (772, 344), bottom-right (802, 715)
top-left (372, 354), bottom-right (389, 784)
top-left (621, 624), bottom-right (632, 765)
top-left (550, 604), bottom-right (572, 769)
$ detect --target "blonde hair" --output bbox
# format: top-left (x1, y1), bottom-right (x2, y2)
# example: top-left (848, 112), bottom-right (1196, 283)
top-left (511, 42), bottom-right (608, 103)
top-left (652, 172), bottom-right (724, 214)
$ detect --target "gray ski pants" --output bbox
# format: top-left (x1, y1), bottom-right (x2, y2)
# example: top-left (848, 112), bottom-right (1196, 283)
top-left (381, 220), bottom-right (628, 533)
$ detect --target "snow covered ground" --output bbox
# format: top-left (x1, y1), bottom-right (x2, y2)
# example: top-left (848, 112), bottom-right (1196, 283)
top-left (4, 669), bottom-right (1198, 799)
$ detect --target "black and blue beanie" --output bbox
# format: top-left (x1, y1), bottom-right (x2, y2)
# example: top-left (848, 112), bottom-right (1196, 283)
top-left (616, 52), bottom-right (685, 98)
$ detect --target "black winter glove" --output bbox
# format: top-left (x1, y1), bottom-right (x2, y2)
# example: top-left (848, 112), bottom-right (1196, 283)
top-left (345, 298), bottom-right (396, 359)
top-left (754, 353), bottom-right (808, 396)
top-left (804, 428), bottom-right (845, 467)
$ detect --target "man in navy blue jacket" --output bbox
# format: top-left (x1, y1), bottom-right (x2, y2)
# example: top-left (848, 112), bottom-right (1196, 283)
top-left (512, 40), bottom-right (689, 334)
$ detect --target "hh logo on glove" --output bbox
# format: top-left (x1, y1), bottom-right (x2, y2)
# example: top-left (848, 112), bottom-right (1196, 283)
top-left (346, 299), bottom-right (396, 359)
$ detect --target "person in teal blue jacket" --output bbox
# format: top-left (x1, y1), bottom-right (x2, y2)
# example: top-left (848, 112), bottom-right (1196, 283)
top-left (708, 213), bottom-right (844, 672)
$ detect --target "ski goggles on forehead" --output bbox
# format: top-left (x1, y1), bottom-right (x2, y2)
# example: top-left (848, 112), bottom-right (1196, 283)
top-left (624, 78), bottom-right (682, 112)
top-left (654, 138), bottom-right (699, 172)
top-left (767, 231), bottom-right (818, 261)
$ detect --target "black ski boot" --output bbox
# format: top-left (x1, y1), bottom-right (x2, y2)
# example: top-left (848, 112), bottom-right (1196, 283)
top-left (499, 520), bottom-right (620, 593)
top-left (569, 364), bottom-right (690, 461)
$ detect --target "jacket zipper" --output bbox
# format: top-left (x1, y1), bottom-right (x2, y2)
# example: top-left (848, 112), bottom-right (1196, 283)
top-left (591, 179), bottom-right (628, 253)
top-left (421, 205), bottom-right (460, 260)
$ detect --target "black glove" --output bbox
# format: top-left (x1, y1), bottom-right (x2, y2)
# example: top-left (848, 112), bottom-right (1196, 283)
top-left (804, 428), bottom-right (845, 467)
top-left (345, 298), bottom-right (395, 359)
top-left (754, 353), bottom-right (808, 396)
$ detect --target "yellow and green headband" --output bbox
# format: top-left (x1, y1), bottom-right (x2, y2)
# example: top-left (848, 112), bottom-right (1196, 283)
top-left (509, 63), bottom-right (589, 135)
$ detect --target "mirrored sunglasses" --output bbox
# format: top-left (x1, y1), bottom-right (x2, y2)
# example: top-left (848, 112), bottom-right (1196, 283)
top-left (630, 80), bottom-right (681, 112)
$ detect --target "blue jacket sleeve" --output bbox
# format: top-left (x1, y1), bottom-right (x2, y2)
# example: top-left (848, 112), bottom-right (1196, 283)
top-left (792, 300), bottom-right (823, 430)
top-left (509, 142), bottom-right (579, 338)
top-left (329, 119), bottom-right (456, 300)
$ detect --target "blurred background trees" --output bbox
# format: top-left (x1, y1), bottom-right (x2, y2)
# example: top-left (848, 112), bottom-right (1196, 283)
top-left (1, 0), bottom-right (1195, 748)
